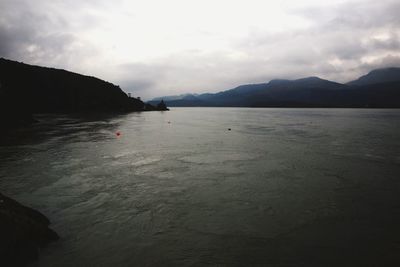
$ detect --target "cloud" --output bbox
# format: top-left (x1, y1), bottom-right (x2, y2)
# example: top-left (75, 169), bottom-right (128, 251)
top-left (1, 0), bottom-right (399, 99)
top-left (0, 0), bottom-right (102, 70)
top-left (231, 0), bottom-right (400, 83)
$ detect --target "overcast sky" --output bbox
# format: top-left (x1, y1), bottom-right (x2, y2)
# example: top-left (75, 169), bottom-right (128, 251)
top-left (1, 0), bottom-right (399, 99)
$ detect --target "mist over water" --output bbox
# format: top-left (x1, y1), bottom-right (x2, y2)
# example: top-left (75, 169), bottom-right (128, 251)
top-left (1, 108), bottom-right (400, 266)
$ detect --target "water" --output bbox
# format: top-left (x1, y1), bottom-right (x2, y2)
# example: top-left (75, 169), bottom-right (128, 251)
top-left (1, 108), bottom-right (400, 266)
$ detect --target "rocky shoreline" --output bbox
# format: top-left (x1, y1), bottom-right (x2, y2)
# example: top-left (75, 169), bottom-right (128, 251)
top-left (0, 193), bottom-right (58, 266)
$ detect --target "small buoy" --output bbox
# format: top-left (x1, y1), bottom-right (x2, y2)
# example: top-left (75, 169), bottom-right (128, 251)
top-left (168, 121), bottom-right (171, 124)
top-left (228, 128), bottom-right (231, 131)
top-left (116, 131), bottom-right (121, 137)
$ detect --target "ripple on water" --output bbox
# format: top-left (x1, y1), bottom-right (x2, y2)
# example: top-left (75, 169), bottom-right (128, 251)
top-left (130, 156), bottom-right (162, 167)
top-left (178, 151), bottom-right (259, 165)
top-left (1, 108), bottom-right (400, 266)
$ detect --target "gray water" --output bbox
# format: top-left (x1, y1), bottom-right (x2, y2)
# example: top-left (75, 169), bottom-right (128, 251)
top-left (1, 108), bottom-right (400, 266)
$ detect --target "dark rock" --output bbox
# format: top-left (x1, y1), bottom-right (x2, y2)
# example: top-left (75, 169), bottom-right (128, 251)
top-left (156, 100), bottom-right (169, 111)
top-left (143, 100), bottom-right (169, 111)
top-left (0, 192), bottom-right (59, 266)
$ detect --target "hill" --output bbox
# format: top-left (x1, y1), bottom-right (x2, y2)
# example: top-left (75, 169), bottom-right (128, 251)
top-left (347, 67), bottom-right (400, 86)
top-left (0, 58), bottom-right (168, 125)
top-left (152, 69), bottom-right (400, 108)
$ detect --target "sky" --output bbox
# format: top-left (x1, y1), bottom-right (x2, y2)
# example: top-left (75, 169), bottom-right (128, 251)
top-left (1, 0), bottom-right (399, 100)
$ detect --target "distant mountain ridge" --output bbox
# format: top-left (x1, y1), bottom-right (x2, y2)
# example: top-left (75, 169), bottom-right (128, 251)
top-left (150, 67), bottom-right (400, 108)
top-left (347, 67), bottom-right (400, 86)
top-left (151, 93), bottom-right (200, 102)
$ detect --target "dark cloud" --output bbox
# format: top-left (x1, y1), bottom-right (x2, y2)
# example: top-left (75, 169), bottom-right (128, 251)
top-left (358, 55), bottom-right (400, 73)
top-left (231, 0), bottom-right (400, 85)
top-left (367, 34), bottom-right (400, 51)
top-left (0, 0), bottom-right (100, 70)
top-left (293, 0), bottom-right (400, 29)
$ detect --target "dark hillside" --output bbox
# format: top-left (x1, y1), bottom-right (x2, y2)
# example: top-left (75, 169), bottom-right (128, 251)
top-left (0, 58), bottom-right (167, 126)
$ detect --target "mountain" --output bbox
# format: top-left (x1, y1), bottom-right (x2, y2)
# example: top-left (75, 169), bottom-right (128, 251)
top-left (0, 58), bottom-right (168, 125)
top-left (151, 93), bottom-right (200, 102)
top-left (347, 67), bottom-right (400, 86)
top-left (153, 69), bottom-right (400, 108)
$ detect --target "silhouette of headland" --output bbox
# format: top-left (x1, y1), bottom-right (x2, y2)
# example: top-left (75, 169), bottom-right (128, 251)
top-left (0, 58), bottom-right (168, 126)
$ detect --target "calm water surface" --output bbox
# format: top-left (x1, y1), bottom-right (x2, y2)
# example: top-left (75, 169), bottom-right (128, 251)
top-left (1, 108), bottom-right (400, 266)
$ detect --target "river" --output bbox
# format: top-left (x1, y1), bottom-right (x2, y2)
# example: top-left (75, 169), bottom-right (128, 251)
top-left (1, 108), bottom-right (400, 266)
